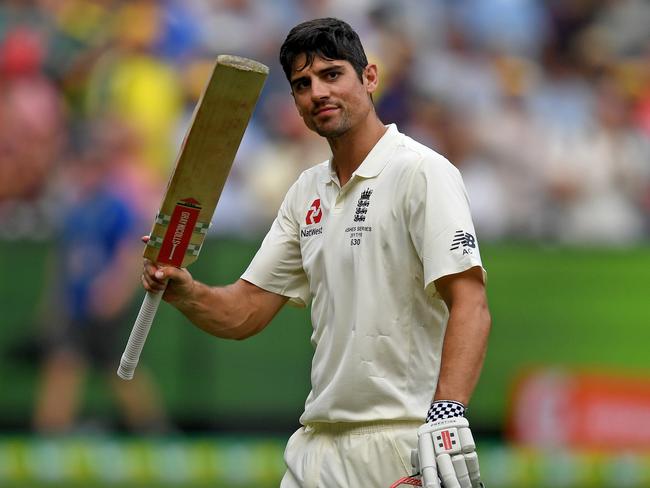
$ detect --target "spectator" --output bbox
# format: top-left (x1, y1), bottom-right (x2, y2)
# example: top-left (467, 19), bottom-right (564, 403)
top-left (0, 27), bottom-right (65, 201)
top-left (32, 120), bottom-right (169, 434)
top-left (84, 0), bottom-right (183, 177)
top-left (542, 76), bottom-right (650, 244)
top-left (0, 1), bottom-right (647, 244)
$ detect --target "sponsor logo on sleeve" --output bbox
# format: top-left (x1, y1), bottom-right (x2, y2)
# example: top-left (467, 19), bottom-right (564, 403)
top-left (450, 230), bottom-right (476, 255)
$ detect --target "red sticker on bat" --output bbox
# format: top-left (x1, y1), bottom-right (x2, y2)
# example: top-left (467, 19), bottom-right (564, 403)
top-left (157, 199), bottom-right (201, 266)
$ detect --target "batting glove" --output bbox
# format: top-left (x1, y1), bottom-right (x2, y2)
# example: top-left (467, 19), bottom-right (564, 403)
top-left (413, 401), bottom-right (485, 488)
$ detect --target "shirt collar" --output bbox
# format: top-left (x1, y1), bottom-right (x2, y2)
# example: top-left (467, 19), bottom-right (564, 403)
top-left (322, 124), bottom-right (400, 183)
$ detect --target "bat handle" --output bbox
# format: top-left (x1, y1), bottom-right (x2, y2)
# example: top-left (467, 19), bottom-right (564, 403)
top-left (117, 289), bottom-right (164, 380)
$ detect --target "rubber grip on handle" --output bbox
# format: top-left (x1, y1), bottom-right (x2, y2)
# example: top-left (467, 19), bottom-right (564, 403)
top-left (117, 289), bottom-right (164, 380)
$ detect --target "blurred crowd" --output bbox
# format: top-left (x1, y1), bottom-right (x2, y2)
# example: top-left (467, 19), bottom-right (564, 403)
top-left (1, 0), bottom-right (649, 244)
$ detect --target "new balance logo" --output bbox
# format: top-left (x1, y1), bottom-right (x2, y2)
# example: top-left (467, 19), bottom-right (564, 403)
top-left (450, 230), bottom-right (476, 254)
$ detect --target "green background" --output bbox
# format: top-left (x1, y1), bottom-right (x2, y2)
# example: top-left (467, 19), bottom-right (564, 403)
top-left (2, 239), bottom-right (649, 433)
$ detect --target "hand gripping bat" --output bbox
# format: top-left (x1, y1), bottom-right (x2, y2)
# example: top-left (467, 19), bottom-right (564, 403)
top-left (117, 55), bottom-right (268, 380)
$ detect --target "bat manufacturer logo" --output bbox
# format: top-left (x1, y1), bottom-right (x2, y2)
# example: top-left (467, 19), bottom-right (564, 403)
top-left (158, 198), bottom-right (202, 266)
top-left (441, 430), bottom-right (453, 450)
top-left (435, 429), bottom-right (458, 452)
top-left (169, 211), bottom-right (191, 260)
top-left (305, 199), bottom-right (322, 225)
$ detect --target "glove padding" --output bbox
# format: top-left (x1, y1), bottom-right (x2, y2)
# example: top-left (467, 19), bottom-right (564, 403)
top-left (413, 417), bottom-right (485, 488)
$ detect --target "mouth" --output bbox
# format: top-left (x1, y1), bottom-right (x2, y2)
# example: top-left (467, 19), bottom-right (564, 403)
top-left (314, 106), bottom-right (339, 116)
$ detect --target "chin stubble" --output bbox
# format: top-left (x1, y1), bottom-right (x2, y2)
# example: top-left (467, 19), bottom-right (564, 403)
top-left (314, 109), bottom-right (352, 138)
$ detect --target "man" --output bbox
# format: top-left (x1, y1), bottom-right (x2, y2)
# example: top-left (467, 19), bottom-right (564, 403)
top-left (143, 18), bottom-right (491, 488)
top-left (34, 120), bottom-right (169, 434)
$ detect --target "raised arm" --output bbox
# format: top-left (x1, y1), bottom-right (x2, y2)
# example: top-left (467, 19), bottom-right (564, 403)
top-left (142, 260), bottom-right (288, 341)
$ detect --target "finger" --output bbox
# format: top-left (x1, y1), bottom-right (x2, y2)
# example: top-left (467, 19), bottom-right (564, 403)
top-left (141, 273), bottom-right (156, 292)
top-left (141, 235), bottom-right (150, 243)
top-left (141, 262), bottom-right (169, 286)
top-left (143, 260), bottom-right (159, 277)
top-left (436, 453), bottom-right (460, 488)
top-left (464, 452), bottom-right (482, 487)
top-left (422, 467), bottom-right (441, 488)
top-left (459, 427), bottom-right (476, 453)
top-left (451, 454), bottom-right (471, 488)
top-left (418, 431), bottom-right (440, 488)
top-left (411, 449), bottom-right (420, 473)
top-left (142, 264), bottom-right (168, 292)
top-left (154, 265), bottom-right (189, 285)
top-left (144, 261), bottom-right (173, 284)
top-left (142, 273), bottom-right (165, 292)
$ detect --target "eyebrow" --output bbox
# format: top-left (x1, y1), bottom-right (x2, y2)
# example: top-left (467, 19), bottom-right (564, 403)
top-left (290, 64), bottom-right (346, 89)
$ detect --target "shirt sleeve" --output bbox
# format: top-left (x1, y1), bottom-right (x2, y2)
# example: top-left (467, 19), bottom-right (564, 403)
top-left (406, 156), bottom-right (486, 297)
top-left (241, 179), bottom-right (310, 307)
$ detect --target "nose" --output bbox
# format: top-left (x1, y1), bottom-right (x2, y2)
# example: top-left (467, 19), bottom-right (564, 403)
top-left (310, 78), bottom-right (330, 100)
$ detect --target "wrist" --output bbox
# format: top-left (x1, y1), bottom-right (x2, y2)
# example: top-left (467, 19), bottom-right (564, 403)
top-left (426, 400), bottom-right (466, 423)
top-left (169, 277), bottom-right (198, 308)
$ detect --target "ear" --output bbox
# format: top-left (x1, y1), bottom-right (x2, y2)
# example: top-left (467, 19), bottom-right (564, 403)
top-left (363, 64), bottom-right (379, 94)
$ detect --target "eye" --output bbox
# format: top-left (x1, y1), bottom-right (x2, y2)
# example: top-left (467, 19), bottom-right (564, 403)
top-left (292, 78), bottom-right (310, 92)
top-left (326, 71), bottom-right (341, 80)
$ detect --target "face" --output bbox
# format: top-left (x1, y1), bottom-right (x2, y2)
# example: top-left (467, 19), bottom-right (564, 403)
top-left (289, 54), bottom-right (378, 138)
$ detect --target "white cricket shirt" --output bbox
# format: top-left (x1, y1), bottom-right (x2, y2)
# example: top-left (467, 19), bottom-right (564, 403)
top-left (242, 124), bottom-right (484, 424)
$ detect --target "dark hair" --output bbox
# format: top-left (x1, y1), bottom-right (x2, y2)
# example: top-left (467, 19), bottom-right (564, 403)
top-left (279, 18), bottom-right (368, 83)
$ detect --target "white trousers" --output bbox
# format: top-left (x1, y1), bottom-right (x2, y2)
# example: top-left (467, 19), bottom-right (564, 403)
top-left (280, 421), bottom-right (419, 488)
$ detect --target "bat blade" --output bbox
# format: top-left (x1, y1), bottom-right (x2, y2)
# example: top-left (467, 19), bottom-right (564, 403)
top-left (118, 55), bottom-right (269, 380)
top-left (147, 55), bottom-right (269, 268)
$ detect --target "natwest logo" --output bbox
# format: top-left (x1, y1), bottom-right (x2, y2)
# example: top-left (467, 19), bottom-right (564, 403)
top-left (305, 198), bottom-right (322, 225)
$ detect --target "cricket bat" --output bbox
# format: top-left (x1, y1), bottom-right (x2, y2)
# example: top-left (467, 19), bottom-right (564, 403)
top-left (117, 55), bottom-right (268, 380)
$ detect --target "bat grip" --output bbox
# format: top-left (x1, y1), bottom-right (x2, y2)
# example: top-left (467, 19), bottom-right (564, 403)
top-left (117, 289), bottom-right (164, 380)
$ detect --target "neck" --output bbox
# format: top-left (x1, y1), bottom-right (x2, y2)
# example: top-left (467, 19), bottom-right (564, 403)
top-left (328, 114), bottom-right (387, 187)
